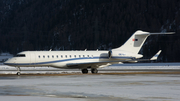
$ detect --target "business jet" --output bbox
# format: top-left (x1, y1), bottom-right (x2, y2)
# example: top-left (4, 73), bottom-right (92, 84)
top-left (4, 30), bottom-right (174, 75)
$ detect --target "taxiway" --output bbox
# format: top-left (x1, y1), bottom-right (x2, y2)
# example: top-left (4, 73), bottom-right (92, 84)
top-left (0, 73), bottom-right (180, 101)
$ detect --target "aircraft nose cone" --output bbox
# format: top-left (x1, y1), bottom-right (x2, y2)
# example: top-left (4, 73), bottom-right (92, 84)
top-left (3, 60), bottom-right (9, 65)
top-left (3, 58), bottom-right (14, 66)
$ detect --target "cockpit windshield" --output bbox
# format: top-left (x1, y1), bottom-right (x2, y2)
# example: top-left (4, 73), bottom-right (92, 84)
top-left (15, 54), bottom-right (26, 57)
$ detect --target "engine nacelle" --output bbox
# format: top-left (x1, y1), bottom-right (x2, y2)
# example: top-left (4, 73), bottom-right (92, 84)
top-left (108, 50), bottom-right (112, 58)
top-left (108, 50), bottom-right (121, 59)
top-left (108, 50), bottom-right (143, 59)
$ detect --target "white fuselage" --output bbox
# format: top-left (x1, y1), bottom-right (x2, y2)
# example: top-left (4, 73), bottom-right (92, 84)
top-left (3, 30), bottom-right (174, 74)
top-left (4, 50), bottom-right (142, 69)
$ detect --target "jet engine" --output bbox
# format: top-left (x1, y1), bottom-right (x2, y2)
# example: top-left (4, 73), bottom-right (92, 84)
top-left (108, 50), bottom-right (112, 58)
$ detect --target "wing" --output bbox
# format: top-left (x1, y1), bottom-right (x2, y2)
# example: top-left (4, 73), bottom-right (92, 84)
top-left (66, 50), bottom-right (162, 69)
top-left (66, 61), bottom-right (120, 69)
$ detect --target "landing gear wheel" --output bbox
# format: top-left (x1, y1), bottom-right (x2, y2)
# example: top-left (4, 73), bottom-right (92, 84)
top-left (91, 68), bottom-right (98, 74)
top-left (17, 72), bottom-right (21, 76)
top-left (16, 67), bottom-right (21, 76)
top-left (81, 69), bottom-right (88, 74)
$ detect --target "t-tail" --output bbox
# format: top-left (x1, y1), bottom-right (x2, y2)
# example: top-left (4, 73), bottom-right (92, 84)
top-left (113, 30), bottom-right (174, 54)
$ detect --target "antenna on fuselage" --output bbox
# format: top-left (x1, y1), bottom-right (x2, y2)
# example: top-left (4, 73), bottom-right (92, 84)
top-left (49, 49), bottom-right (52, 51)
top-left (85, 49), bottom-right (87, 51)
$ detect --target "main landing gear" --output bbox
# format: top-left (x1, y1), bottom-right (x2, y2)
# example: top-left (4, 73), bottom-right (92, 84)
top-left (81, 69), bottom-right (88, 74)
top-left (81, 68), bottom-right (98, 74)
top-left (16, 67), bottom-right (21, 76)
top-left (91, 68), bottom-right (98, 73)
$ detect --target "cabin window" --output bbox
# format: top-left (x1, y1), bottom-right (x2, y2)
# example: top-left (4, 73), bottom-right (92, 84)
top-left (38, 55), bottom-right (40, 58)
top-left (48, 55), bottom-right (49, 58)
top-left (16, 54), bottom-right (26, 57)
top-left (57, 55), bottom-right (58, 58)
top-left (87, 55), bottom-right (89, 58)
top-left (74, 55), bottom-right (76, 58)
top-left (79, 55), bottom-right (81, 58)
top-left (70, 55), bottom-right (71, 58)
top-left (43, 55), bottom-right (45, 58)
top-left (65, 55), bottom-right (67, 58)
top-left (83, 55), bottom-right (85, 57)
top-left (61, 55), bottom-right (63, 58)
top-left (52, 55), bottom-right (54, 58)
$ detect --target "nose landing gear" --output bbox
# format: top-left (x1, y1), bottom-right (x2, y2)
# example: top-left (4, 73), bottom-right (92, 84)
top-left (16, 67), bottom-right (21, 75)
top-left (17, 72), bottom-right (21, 75)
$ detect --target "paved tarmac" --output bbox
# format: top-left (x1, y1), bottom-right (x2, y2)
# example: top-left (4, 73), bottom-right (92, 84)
top-left (0, 73), bottom-right (180, 101)
top-left (0, 63), bottom-right (180, 101)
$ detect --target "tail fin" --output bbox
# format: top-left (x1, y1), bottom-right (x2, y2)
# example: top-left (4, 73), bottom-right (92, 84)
top-left (113, 30), bottom-right (174, 54)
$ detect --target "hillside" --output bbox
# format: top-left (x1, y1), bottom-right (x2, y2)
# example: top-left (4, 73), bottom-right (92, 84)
top-left (0, 0), bottom-right (179, 62)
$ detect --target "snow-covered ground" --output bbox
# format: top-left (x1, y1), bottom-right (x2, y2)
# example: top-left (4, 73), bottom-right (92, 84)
top-left (0, 63), bottom-right (180, 101)
top-left (0, 63), bottom-right (180, 74)
top-left (0, 73), bottom-right (180, 101)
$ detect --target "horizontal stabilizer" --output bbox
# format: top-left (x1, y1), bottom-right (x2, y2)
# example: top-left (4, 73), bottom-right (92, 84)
top-left (150, 50), bottom-right (162, 60)
top-left (135, 32), bottom-right (175, 35)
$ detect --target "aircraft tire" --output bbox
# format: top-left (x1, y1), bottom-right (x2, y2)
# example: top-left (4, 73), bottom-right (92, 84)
top-left (91, 68), bottom-right (98, 74)
top-left (17, 72), bottom-right (21, 76)
top-left (82, 69), bottom-right (88, 74)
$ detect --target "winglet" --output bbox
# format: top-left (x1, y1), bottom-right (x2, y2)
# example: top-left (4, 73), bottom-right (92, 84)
top-left (150, 50), bottom-right (162, 60)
